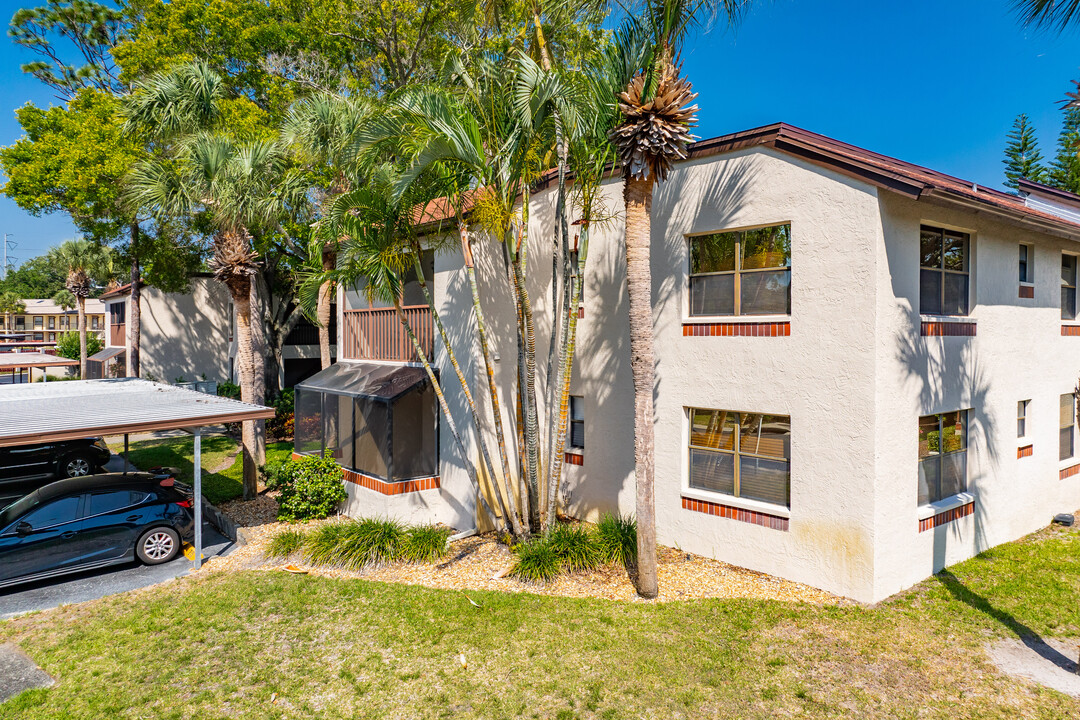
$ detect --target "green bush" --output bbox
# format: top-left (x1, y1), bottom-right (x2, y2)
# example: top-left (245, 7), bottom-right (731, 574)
top-left (54, 330), bottom-right (103, 361)
top-left (510, 537), bottom-right (562, 584)
top-left (267, 451), bottom-right (347, 522)
top-left (596, 513), bottom-right (637, 566)
top-left (403, 525), bottom-right (452, 563)
top-left (267, 389), bottom-right (294, 441)
top-left (266, 528), bottom-right (307, 558)
top-left (303, 518), bottom-right (406, 569)
top-left (547, 523), bottom-right (600, 572)
top-left (216, 381), bottom-right (241, 400)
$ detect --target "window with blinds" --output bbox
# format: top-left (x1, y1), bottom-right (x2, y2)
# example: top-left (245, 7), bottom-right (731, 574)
top-left (688, 408), bottom-right (790, 508)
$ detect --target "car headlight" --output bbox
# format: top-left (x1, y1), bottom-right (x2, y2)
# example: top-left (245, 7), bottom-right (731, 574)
top-left (93, 438), bottom-right (109, 451)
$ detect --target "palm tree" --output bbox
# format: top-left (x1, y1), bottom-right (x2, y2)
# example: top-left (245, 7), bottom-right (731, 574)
top-left (0, 291), bottom-right (25, 336)
top-left (124, 64), bottom-right (303, 500)
top-left (1013, 0), bottom-right (1080, 30)
top-left (282, 94), bottom-right (369, 370)
top-left (608, 0), bottom-right (745, 598)
top-left (46, 239), bottom-right (112, 378)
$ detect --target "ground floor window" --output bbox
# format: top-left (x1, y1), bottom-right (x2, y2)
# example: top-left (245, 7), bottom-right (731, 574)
top-left (1061, 394), bottom-right (1075, 461)
top-left (688, 408), bottom-right (791, 507)
top-left (918, 411), bottom-right (968, 505)
top-left (568, 396), bottom-right (584, 450)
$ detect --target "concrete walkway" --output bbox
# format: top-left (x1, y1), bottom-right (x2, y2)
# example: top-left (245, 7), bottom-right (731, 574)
top-left (0, 643), bottom-right (53, 703)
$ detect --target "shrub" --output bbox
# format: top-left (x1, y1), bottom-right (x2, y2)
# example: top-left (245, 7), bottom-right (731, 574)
top-left (303, 521), bottom-right (358, 565)
top-left (596, 513), bottom-right (637, 566)
top-left (216, 381), bottom-right (241, 400)
top-left (267, 389), bottom-right (294, 441)
top-left (268, 451), bottom-right (347, 522)
top-left (510, 537), bottom-right (562, 584)
top-left (303, 518), bottom-right (406, 569)
top-left (403, 525), bottom-right (452, 563)
top-left (266, 528), bottom-right (307, 558)
top-left (54, 330), bottom-right (103, 360)
top-left (547, 523), bottom-right (600, 573)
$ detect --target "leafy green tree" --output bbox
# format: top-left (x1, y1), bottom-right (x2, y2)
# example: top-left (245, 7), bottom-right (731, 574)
top-left (0, 255), bottom-right (69, 298)
top-left (55, 328), bottom-right (103, 361)
top-left (1004, 113), bottom-right (1047, 189)
top-left (46, 239), bottom-right (112, 378)
top-left (9, 0), bottom-right (126, 99)
top-left (1050, 108), bottom-right (1080, 194)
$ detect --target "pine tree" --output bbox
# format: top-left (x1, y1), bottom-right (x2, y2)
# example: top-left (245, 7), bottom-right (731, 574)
top-left (1003, 113), bottom-right (1047, 189)
top-left (1050, 107), bottom-right (1080, 194)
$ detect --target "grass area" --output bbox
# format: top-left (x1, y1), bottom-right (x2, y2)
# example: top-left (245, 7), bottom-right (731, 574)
top-left (109, 436), bottom-right (293, 504)
top-left (3, 524), bottom-right (1080, 717)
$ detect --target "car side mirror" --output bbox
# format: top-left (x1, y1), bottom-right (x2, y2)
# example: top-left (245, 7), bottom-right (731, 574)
top-left (15, 522), bottom-right (31, 536)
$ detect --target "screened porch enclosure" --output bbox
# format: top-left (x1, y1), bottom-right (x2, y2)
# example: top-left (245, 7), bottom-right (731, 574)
top-left (295, 362), bottom-right (438, 482)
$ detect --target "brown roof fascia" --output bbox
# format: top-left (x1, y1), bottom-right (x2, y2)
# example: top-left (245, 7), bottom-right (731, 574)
top-left (1017, 177), bottom-right (1080, 210)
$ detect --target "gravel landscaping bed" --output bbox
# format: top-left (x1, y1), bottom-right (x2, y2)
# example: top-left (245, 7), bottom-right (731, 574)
top-left (197, 515), bottom-right (845, 604)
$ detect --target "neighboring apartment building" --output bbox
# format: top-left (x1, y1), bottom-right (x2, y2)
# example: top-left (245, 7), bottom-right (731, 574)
top-left (0, 298), bottom-right (106, 346)
top-left (295, 122), bottom-right (1080, 603)
top-left (100, 274), bottom-right (334, 387)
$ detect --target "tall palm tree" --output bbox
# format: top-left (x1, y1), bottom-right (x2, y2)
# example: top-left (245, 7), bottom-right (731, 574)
top-left (1013, 0), bottom-right (1080, 30)
top-left (0, 291), bottom-right (25, 336)
top-left (46, 239), bottom-right (112, 378)
top-left (608, 0), bottom-right (745, 598)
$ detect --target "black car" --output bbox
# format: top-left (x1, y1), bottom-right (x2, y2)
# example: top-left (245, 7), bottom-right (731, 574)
top-left (0, 473), bottom-right (195, 589)
top-left (0, 438), bottom-right (111, 506)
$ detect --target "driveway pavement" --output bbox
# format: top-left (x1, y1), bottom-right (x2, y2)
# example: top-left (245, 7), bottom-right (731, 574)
top-left (0, 522), bottom-right (232, 620)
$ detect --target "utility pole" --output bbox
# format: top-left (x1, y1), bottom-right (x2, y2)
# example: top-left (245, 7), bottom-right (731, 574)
top-left (1, 234), bottom-right (14, 282)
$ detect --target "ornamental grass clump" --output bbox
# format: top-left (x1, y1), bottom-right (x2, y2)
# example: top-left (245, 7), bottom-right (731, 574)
top-left (302, 521), bottom-right (359, 566)
top-left (510, 537), bottom-right (562, 584)
top-left (596, 513), bottom-right (637, 566)
top-left (331, 518), bottom-right (407, 569)
top-left (403, 525), bottom-right (452, 563)
top-left (266, 528), bottom-right (307, 558)
top-left (546, 523), bottom-right (600, 573)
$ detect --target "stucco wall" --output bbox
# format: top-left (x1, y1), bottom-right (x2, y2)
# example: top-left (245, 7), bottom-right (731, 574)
top-left (141, 277), bottom-right (232, 383)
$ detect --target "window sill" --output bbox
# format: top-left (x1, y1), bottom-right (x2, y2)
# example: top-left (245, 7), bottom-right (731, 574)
top-left (681, 487), bottom-right (790, 519)
top-left (686, 314), bottom-right (790, 324)
top-left (919, 314), bottom-right (975, 324)
top-left (917, 492), bottom-right (974, 521)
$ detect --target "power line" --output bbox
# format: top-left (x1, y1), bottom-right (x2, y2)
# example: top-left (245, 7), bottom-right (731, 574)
top-left (1, 234), bottom-right (15, 282)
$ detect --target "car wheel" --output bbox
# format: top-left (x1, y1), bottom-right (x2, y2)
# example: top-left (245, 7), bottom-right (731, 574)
top-left (59, 452), bottom-right (94, 478)
top-left (136, 527), bottom-right (181, 565)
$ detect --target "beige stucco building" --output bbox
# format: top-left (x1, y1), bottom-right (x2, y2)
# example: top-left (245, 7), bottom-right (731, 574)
top-left (300, 123), bottom-right (1080, 603)
top-left (0, 298), bottom-right (105, 345)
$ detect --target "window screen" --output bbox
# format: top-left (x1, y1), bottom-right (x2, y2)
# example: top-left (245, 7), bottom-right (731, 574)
top-left (689, 408), bottom-right (790, 507)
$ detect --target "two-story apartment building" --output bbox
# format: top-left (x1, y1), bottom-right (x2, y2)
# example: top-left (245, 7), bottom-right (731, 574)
top-left (295, 122), bottom-right (1080, 603)
top-left (0, 298), bottom-right (106, 352)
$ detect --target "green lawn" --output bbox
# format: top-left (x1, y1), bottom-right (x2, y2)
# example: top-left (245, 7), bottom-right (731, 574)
top-left (3, 523), bottom-right (1080, 718)
top-left (109, 436), bottom-right (293, 504)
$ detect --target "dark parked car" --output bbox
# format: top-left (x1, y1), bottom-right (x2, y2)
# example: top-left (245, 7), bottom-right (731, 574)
top-left (0, 438), bottom-right (111, 506)
top-left (0, 473), bottom-right (194, 589)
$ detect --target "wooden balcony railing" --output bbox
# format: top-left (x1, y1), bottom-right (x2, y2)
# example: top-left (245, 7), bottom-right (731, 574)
top-left (342, 305), bottom-right (433, 362)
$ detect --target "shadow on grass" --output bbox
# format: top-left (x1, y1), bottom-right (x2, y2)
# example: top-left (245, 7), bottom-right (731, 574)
top-left (937, 569), bottom-right (1076, 671)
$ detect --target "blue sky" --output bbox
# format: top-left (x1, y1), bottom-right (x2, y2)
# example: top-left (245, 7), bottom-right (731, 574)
top-left (0, 0), bottom-right (1078, 262)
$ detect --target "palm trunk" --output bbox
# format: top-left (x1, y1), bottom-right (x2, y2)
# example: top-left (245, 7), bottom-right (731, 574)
top-left (394, 299), bottom-right (503, 531)
top-left (250, 278), bottom-right (267, 469)
top-left (318, 246), bottom-right (336, 370)
top-left (128, 223), bottom-right (141, 378)
top-left (624, 175), bottom-right (658, 598)
top-left (509, 225), bottom-right (541, 530)
top-left (77, 297), bottom-right (87, 380)
top-left (231, 278), bottom-right (258, 500)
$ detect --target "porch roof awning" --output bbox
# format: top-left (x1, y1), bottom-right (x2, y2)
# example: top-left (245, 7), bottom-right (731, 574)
top-left (0, 353), bottom-right (79, 370)
top-left (296, 361), bottom-right (429, 402)
top-left (88, 347), bottom-right (125, 362)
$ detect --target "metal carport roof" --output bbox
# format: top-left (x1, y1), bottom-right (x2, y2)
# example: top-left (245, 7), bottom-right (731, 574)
top-left (0, 378), bottom-right (274, 570)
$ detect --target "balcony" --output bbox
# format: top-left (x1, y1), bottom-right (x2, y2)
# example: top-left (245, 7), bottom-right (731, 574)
top-left (342, 306), bottom-right (433, 362)
top-left (110, 323), bottom-right (125, 347)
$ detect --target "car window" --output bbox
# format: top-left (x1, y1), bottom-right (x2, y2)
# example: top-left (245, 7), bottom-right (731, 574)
top-left (87, 491), bottom-right (144, 516)
top-left (20, 496), bottom-right (80, 529)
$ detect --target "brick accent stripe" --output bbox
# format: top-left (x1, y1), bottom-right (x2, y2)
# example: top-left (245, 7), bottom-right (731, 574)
top-left (921, 321), bottom-right (976, 337)
top-left (1060, 463), bottom-right (1080, 480)
top-left (682, 322), bottom-right (790, 337)
top-left (577, 306), bottom-right (584, 318)
top-left (564, 452), bottom-right (583, 466)
top-left (681, 496), bottom-right (789, 531)
top-left (1019, 285), bottom-right (1034, 299)
top-left (918, 501), bottom-right (974, 532)
top-left (1062, 326), bottom-right (1080, 337)
top-left (292, 452), bottom-right (439, 495)
top-left (1017, 444), bottom-right (1033, 459)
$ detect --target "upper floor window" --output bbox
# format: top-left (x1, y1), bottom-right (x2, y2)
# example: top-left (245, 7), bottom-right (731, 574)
top-left (568, 396), bottom-right (584, 450)
top-left (689, 224), bottom-right (791, 317)
top-left (110, 304), bottom-right (125, 325)
top-left (920, 226), bottom-right (969, 316)
top-left (47, 316), bottom-right (54, 330)
top-left (688, 408), bottom-right (791, 508)
top-left (32, 316), bottom-right (42, 329)
top-left (1018, 400), bottom-right (1029, 439)
top-left (1019, 244), bottom-right (1033, 284)
top-left (1063, 255), bottom-right (1077, 321)
top-left (918, 410), bottom-right (968, 506)
top-left (1061, 393), bottom-right (1075, 461)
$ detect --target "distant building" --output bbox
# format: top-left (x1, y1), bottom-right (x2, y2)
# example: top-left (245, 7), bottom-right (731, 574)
top-left (0, 298), bottom-right (106, 346)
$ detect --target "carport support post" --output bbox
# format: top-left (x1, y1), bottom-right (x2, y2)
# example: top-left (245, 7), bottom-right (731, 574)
top-left (194, 427), bottom-right (202, 571)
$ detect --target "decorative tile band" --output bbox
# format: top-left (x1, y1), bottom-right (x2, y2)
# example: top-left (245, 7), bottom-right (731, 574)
top-left (1060, 463), bottom-right (1080, 480)
top-left (681, 496), bottom-right (789, 531)
top-left (292, 452), bottom-right (439, 495)
top-left (1062, 326), bottom-right (1080, 337)
top-left (564, 452), bottom-right (583, 466)
top-left (921, 321), bottom-right (976, 337)
top-left (918, 501), bottom-right (974, 532)
top-left (682, 322), bottom-right (790, 337)
top-left (1019, 285), bottom-right (1034, 299)
top-left (1017, 444), bottom-right (1033, 459)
